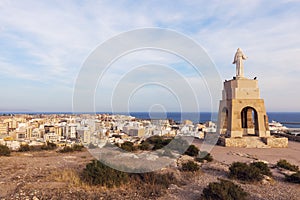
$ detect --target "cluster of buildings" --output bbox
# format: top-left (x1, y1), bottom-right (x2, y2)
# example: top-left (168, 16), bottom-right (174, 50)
top-left (0, 113), bottom-right (216, 150)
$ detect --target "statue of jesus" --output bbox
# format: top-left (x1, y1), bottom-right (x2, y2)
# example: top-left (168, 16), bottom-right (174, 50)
top-left (233, 48), bottom-right (248, 77)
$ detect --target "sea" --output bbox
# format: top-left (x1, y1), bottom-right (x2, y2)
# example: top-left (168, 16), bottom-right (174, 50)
top-left (2, 112), bottom-right (300, 128)
top-left (129, 112), bottom-right (300, 128)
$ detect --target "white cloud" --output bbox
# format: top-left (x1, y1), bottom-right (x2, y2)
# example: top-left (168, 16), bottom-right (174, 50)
top-left (0, 0), bottom-right (299, 111)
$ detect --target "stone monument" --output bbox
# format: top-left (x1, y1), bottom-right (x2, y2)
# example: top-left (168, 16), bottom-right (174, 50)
top-left (217, 48), bottom-right (288, 148)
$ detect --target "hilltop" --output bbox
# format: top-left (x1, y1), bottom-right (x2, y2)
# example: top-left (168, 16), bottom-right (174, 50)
top-left (0, 140), bottom-right (299, 200)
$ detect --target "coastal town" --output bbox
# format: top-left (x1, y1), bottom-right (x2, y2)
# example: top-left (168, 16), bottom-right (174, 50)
top-left (0, 113), bottom-right (218, 151)
top-left (0, 113), bottom-right (296, 152)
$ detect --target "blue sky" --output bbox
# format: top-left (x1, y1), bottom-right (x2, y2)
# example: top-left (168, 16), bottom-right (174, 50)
top-left (0, 0), bottom-right (299, 112)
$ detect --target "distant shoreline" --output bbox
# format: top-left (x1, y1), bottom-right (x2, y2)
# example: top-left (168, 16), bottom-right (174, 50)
top-left (1, 112), bottom-right (300, 127)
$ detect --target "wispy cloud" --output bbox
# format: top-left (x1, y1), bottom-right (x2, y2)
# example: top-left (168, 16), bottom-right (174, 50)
top-left (0, 0), bottom-right (299, 111)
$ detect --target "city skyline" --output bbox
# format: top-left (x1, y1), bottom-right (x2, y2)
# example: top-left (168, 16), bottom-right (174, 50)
top-left (0, 1), bottom-right (300, 112)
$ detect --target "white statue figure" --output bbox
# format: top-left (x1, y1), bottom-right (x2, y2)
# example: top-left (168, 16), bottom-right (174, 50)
top-left (233, 48), bottom-right (248, 77)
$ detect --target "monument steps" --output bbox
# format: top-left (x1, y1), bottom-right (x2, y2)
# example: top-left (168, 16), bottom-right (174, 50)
top-left (244, 136), bottom-right (270, 148)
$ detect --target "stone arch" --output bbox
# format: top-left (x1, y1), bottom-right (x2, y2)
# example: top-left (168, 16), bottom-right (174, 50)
top-left (241, 106), bottom-right (259, 136)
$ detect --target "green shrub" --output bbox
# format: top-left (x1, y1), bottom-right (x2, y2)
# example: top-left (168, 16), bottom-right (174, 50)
top-left (130, 172), bottom-right (179, 198)
top-left (72, 144), bottom-right (84, 151)
top-left (145, 136), bottom-right (172, 150)
top-left (201, 179), bottom-right (248, 200)
top-left (18, 144), bottom-right (30, 152)
top-left (131, 172), bottom-right (177, 189)
top-left (229, 162), bottom-right (263, 182)
top-left (195, 151), bottom-right (213, 163)
top-left (41, 142), bottom-right (57, 150)
top-left (185, 145), bottom-right (199, 157)
top-left (277, 159), bottom-right (299, 172)
top-left (181, 160), bottom-right (200, 172)
top-left (250, 162), bottom-right (272, 176)
top-left (285, 171), bottom-right (300, 184)
top-left (153, 143), bottom-right (165, 150)
top-left (58, 144), bottom-right (85, 153)
top-left (82, 160), bottom-right (128, 187)
top-left (120, 141), bottom-right (136, 152)
top-left (139, 141), bottom-right (151, 150)
top-left (146, 135), bottom-right (164, 144)
top-left (0, 144), bottom-right (10, 156)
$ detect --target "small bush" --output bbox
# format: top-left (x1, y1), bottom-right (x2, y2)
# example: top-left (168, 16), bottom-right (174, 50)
top-left (130, 172), bottom-right (179, 198)
top-left (152, 140), bottom-right (171, 150)
top-left (145, 136), bottom-right (172, 150)
top-left (139, 141), bottom-right (151, 150)
top-left (81, 160), bottom-right (128, 188)
top-left (250, 162), bottom-right (272, 177)
top-left (201, 179), bottom-right (248, 200)
top-left (195, 151), bottom-right (213, 163)
top-left (146, 135), bottom-right (164, 144)
top-left (72, 144), bottom-right (84, 151)
top-left (120, 141), bottom-right (136, 152)
top-left (229, 162), bottom-right (263, 182)
top-left (18, 144), bottom-right (30, 152)
top-left (41, 142), bottom-right (57, 150)
top-left (0, 144), bottom-right (10, 156)
top-left (285, 171), bottom-right (300, 184)
top-left (181, 160), bottom-right (200, 172)
top-left (131, 172), bottom-right (177, 189)
top-left (185, 145), bottom-right (199, 157)
top-left (58, 144), bottom-right (84, 153)
top-left (277, 159), bottom-right (299, 172)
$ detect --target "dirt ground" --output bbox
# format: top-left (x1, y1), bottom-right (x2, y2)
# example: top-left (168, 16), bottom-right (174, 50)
top-left (194, 140), bottom-right (300, 166)
top-left (0, 141), bottom-right (299, 200)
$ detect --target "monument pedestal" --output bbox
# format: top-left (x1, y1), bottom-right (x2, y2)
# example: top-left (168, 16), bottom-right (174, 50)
top-left (217, 77), bottom-right (270, 139)
top-left (217, 48), bottom-right (287, 148)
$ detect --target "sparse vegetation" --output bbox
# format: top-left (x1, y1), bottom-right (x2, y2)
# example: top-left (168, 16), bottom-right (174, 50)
top-left (285, 171), bottom-right (300, 184)
top-left (195, 151), bottom-right (213, 163)
top-left (81, 159), bottom-right (179, 196)
top-left (120, 141), bottom-right (136, 152)
top-left (16, 142), bottom-right (57, 152)
top-left (181, 160), bottom-right (200, 172)
top-left (201, 179), bottom-right (248, 200)
top-left (139, 141), bottom-right (151, 150)
top-left (277, 159), bottom-right (299, 172)
top-left (229, 162), bottom-right (264, 182)
top-left (145, 135), bottom-right (172, 150)
top-left (59, 146), bottom-right (74, 153)
top-left (72, 144), bottom-right (84, 151)
top-left (140, 136), bottom-right (190, 154)
top-left (58, 144), bottom-right (84, 153)
top-left (81, 160), bottom-right (129, 188)
top-left (184, 145), bottom-right (199, 157)
top-left (41, 142), bottom-right (57, 150)
top-left (0, 144), bottom-right (10, 156)
top-left (250, 161), bottom-right (272, 176)
top-left (51, 169), bottom-right (83, 187)
top-left (130, 172), bottom-right (179, 197)
top-left (18, 144), bottom-right (30, 152)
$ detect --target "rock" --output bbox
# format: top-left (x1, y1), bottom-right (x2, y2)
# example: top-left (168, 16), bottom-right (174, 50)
top-left (168, 184), bottom-right (179, 190)
top-left (261, 179), bottom-right (270, 185)
top-left (33, 196), bottom-right (39, 200)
